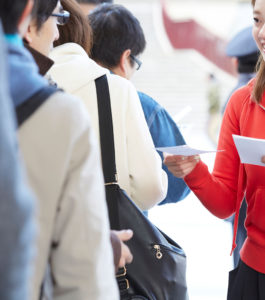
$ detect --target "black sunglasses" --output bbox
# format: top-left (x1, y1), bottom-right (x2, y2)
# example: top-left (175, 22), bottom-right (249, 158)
top-left (130, 54), bottom-right (142, 71)
top-left (51, 10), bottom-right (70, 26)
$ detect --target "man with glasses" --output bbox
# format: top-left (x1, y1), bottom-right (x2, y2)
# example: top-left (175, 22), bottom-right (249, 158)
top-left (89, 3), bottom-right (190, 207)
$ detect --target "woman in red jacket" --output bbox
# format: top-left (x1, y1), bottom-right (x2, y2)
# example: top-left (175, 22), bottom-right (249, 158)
top-left (164, 0), bottom-right (265, 299)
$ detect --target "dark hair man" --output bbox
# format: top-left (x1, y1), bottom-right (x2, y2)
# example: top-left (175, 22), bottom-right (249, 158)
top-left (1, 0), bottom-right (118, 299)
top-left (89, 3), bottom-right (190, 206)
top-left (75, 0), bottom-right (113, 15)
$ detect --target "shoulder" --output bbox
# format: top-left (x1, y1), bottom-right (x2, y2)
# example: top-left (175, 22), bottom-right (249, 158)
top-left (138, 91), bottom-right (160, 108)
top-left (106, 74), bottom-right (140, 106)
top-left (106, 73), bottom-right (135, 91)
top-left (33, 91), bottom-right (92, 136)
top-left (48, 90), bottom-right (87, 113)
top-left (137, 91), bottom-right (162, 117)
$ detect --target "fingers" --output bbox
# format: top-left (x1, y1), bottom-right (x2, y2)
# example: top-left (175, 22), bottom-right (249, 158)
top-left (118, 242), bottom-right (133, 268)
top-left (163, 154), bottom-right (181, 163)
top-left (113, 229), bottom-right (133, 242)
top-left (261, 156), bottom-right (265, 164)
top-left (167, 165), bottom-right (198, 178)
top-left (164, 154), bottom-right (200, 163)
top-left (112, 229), bottom-right (133, 267)
top-left (164, 155), bottom-right (200, 178)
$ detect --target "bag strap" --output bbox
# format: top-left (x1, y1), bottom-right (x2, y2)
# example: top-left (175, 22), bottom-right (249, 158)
top-left (95, 75), bottom-right (131, 299)
top-left (95, 75), bottom-right (120, 230)
top-left (16, 85), bottom-right (59, 128)
top-left (95, 75), bottom-right (117, 184)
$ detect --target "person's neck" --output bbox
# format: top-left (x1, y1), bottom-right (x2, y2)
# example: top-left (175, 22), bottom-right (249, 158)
top-left (110, 66), bottom-right (126, 79)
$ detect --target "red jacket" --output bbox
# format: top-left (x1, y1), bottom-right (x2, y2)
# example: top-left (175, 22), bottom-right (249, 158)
top-left (185, 79), bottom-right (265, 274)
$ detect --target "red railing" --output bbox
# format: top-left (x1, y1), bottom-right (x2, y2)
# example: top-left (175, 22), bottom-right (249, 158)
top-left (161, 1), bottom-right (236, 76)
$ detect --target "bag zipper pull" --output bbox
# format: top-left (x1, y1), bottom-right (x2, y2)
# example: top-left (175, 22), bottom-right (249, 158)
top-left (154, 245), bottom-right (163, 259)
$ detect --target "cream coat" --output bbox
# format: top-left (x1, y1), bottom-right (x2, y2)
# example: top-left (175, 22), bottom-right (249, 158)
top-left (18, 91), bottom-right (119, 300)
top-left (49, 43), bottom-right (168, 210)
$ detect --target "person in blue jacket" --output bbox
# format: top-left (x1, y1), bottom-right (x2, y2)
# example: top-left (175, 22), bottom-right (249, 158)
top-left (138, 92), bottom-right (190, 204)
top-left (0, 20), bottom-right (35, 300)
top-left (88, 3), bottom-right (190, 205)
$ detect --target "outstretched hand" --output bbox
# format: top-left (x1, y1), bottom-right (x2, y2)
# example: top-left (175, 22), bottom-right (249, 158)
top-left (163, 154), bottom-right (200, 178)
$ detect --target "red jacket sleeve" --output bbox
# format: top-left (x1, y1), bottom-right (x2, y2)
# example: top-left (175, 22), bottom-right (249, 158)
top-left (184, 87), bottom-right (249, 219)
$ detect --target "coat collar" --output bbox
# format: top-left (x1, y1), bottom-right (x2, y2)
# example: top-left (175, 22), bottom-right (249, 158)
top-left (24, 43), bottom-right (54, 76)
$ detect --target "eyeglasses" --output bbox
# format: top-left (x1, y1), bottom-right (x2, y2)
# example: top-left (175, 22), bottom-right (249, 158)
top-left (51, 10), bottom-right (70, 25)
top-left (130, 54), bottom-right (142, 71)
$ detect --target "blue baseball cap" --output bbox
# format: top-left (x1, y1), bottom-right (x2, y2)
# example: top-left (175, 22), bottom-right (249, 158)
top-left (226, 26), bottom-right (259, 58)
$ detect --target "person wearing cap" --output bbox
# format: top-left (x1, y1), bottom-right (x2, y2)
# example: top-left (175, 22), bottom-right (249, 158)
top-left (223, 26), bottom-right (259, 112)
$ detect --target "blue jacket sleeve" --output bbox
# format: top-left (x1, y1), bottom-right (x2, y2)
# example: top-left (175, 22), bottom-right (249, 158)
top-left (138, 91), bottom-right (190, 204)
top-left (0, 30), bottom-right (35, 300)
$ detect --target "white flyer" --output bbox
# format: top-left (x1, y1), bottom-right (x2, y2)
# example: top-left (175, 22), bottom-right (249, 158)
top-left (156, 145), bottom-right (221, 156)
top-left (232, 134), bottom-right (265, 167)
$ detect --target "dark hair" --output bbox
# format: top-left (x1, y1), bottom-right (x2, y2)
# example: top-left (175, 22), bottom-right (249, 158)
top-left (0, 0), bottom-right (32, 34)
top-left (76, 0), bottom-right (113, 4)
top-left (88, 3), bottom-right (146, 69)
top-left (237, 52), bottom-right (259, 74)
top-left (33, 0), bottom-right (58, 30)
top-left (54, 0), bottom-right (92, 55)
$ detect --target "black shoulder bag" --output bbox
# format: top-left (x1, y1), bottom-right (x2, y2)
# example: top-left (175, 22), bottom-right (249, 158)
top-left (95, 75), bottom-right (189, 300)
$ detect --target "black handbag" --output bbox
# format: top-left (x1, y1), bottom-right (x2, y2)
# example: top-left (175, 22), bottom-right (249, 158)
top-left (95, 75), bottom-right (189, 300)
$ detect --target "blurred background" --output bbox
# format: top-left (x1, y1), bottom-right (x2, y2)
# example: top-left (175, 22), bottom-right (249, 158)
top-left (114, 0), bottom-right (253, 299)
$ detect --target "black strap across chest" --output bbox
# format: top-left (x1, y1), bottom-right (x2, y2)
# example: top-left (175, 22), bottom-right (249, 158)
top-left (16, 85), bottom-right (59, 128)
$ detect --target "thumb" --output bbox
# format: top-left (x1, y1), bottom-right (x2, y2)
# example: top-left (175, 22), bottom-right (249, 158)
top-left (114, 229), bottom-right (133, 242)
